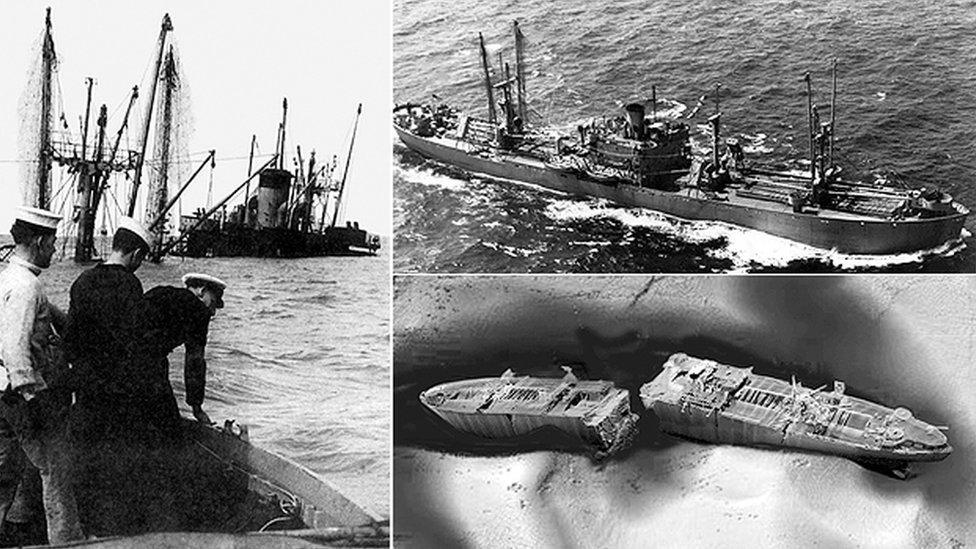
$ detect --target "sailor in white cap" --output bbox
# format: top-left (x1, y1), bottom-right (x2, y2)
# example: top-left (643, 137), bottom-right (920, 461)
top-left (0, 206), bottom-right (84, 543)
top-left (62, 215), bottom-right (159, 534)
top-left (64, 215), bottom-right (153, 419)
top-left (141, 273), bottom-right (227, 432)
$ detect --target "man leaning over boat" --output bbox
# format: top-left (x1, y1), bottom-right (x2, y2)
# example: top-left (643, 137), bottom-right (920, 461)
top-left (0, 207), bottom-right (84, 544)
top-left (141, 272), bottom-right (226, 437)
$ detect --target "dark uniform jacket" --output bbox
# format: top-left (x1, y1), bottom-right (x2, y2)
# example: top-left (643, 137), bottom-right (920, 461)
top-left (64, 264), bottom-right (146, 402)
top-left (143, 286), bottom-right (211, 409)
top-left (64, 264), bottom-right (146, 441)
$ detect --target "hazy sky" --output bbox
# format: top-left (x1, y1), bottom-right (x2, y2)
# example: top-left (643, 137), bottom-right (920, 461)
top-left (0, 0), bottom-right (392, 236)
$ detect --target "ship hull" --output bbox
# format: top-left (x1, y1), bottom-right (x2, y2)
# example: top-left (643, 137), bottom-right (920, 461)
top-left (428, 407), bottom-right (601, 443)
top-left (641, 354), bottom-right (951, 466)
top-left (396, 126), bottom-right (968, 254)
top-left (648, 401), bottom-right (949, 465)
top-left (178, 225), bottom-right (379, 258)
top-left (420, 374), bottom-right (639, 457)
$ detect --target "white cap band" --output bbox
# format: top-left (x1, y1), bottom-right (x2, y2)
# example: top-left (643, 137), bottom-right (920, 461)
top-left (14, 206), bottom-right (60, 231)
top-left (117, 216), bottom-right (152, 248)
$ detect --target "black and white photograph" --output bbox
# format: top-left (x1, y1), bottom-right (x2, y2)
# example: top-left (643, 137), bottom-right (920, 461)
top-left (7, 0), bottom-right (976, 547)
top-left (393, 274), bottom-right (975, 547)
top-left (0, 1), bottom-right (390, 546)
top-left (393, 0), bottom-right (974, 273)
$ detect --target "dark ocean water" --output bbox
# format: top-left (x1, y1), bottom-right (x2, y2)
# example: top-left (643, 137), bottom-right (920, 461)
top-left (394, 0), bottom-right (976, 273)
top-left (21, 242), bottom-right (390, 518)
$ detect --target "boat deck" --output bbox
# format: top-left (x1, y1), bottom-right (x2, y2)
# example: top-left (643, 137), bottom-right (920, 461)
top-left (419, 133), bottom-right (919, 224)
top-left (424, 375), bottom-right (620, 419)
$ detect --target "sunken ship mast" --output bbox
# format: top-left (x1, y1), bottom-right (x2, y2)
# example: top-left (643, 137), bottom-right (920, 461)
top-left (143, 44), bottom-right (180, 261)
top-left (419, 367), bottom-right (640, 459)
top-left (32, 8), bottom-right (56, 211)
top-left (132, 14), bottom-right (175, 260)
top-left (168, 100), bottom-right (380, 258)
top-left (25, 10), bottom-right (144, 262)
top-left (640, 354), bottom-right (951, 468)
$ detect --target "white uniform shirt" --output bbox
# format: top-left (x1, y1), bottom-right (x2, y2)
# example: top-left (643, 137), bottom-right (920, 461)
top-left (0, 255), bottom-right (52, 393)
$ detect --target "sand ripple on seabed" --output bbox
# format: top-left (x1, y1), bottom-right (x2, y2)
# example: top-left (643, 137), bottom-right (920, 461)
top-left (394, 444), bottom-right (958, 549)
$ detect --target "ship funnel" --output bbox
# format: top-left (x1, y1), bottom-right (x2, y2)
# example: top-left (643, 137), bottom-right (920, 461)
top-left (255, 168), bottom-right (293, 229)
top-left (624, 102), bottom-right (645, 140)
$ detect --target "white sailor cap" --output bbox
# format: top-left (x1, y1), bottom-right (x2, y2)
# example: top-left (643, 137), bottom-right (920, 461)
top-left (116, 216), bottom-right (152, 248)
top-left (14, 205), bottom-right (60, 232)
top-left (183, 273), bottom-right (226, 307)
top-left (182, 273), bottom-right (227, 291)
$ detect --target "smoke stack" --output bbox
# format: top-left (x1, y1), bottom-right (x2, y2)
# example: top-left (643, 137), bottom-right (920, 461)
top-left (624, 103), bottom-right (645, 139)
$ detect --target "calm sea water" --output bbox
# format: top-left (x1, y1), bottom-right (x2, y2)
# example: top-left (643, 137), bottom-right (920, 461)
top-left (394, 0), bottom-right (976, 273)
top-left (23, 242), bottom-right (390, 518)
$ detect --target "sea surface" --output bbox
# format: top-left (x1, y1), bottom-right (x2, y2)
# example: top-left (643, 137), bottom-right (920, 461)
top-left (394, 0), bottom-right (976, 273)
top-left (23, 241), bottom-right (390, 519)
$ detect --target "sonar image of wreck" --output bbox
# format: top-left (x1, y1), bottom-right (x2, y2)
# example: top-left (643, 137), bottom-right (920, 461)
top-left (640, 354), bottom-right (951, 468)
top-left (419, 368), bottom-right (639, 458)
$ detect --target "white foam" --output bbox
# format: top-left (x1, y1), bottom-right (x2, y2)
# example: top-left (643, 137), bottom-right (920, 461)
top-left (479, 240), bottom-right (539, 258)
top-left (395, 165), bottom-right (469, 192)
top-left (543, 197), bottom-right (969, 271)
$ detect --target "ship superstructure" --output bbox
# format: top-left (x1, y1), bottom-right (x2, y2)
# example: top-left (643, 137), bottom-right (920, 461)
top-left (419, 367), bottom-right (639, 458)
top-left (640, 354), bottom-right (951, 465)
top-left (170, 101), bottom-right (381, 258)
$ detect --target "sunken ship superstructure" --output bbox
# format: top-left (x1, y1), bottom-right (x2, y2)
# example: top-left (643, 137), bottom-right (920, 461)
top-left (173, 102), bottom-right (380, 258)
top-left (640, 354), bottom-right (951, 465)
top-left (394, 23), bottom-right (968, 255)
top-left (419, 367), bottom-right (639, 458)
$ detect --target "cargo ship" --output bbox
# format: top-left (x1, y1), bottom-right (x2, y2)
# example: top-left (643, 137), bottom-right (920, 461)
top-left (640, 354), bottom-right (951, 467)
top-left (394, 23), bottom-right (969, 255)
top-left (419, 367), bottom-right (639, 458)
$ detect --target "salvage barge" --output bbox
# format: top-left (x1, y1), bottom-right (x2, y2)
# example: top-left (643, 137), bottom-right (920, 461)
top-left (394, 24), bottom-right (968, 255)
top-left (640, 354), bottom-right (951, 467)
top-left (419, 368), bottom-right (639, 458)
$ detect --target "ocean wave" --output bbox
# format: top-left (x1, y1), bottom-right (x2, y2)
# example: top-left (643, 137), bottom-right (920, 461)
top-left (543, 197), bottom-right (968, 271)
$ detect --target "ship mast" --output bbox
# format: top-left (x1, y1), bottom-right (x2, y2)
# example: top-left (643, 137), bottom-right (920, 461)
top-left (331, 103), bottom-right (362, 228)
top-left (500, 63), bottom-right (515, 131)
top-left (478, 33), bottom-right (497, 125)
top-left (302, 151), bottom-right (317, 232)
top-left (513, 21), bottom-right (527, 123)
top-left (146, 46), bottom-right (178, 260)
top-left (36, 8), bottom-right (57, 209)
top-left (829, 58), bottom-right (837, 169)
top-left (80, 77), bottom-right (93, 164)
top-left (276, 98), bottom-right (288, 170)
top-left (243, 134), bottom-right (257, 224)
top-left (90, 86), bottom-right (138, 237)
top-left (128, 13), bottom-right (173, 217)
top-left (318, 156), bottom-right (337, 231)
top-left (804, 72), bottom-right (816, 184)
top-left (73, 105), bottom-right (107, 262)
top-left (70, 82), bottom-right (140, 263)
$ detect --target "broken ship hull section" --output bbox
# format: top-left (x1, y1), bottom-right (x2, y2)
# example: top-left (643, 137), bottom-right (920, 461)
top-left (419, 374), bottom-right (639, 456)
top-left (641, 354), bottom-right (951, 465)
top-left (395, 127), bottom-right (968, 254)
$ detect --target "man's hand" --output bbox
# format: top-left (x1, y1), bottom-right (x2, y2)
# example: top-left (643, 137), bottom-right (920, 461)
top-left (192, 406), bottom-right (213, 425)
